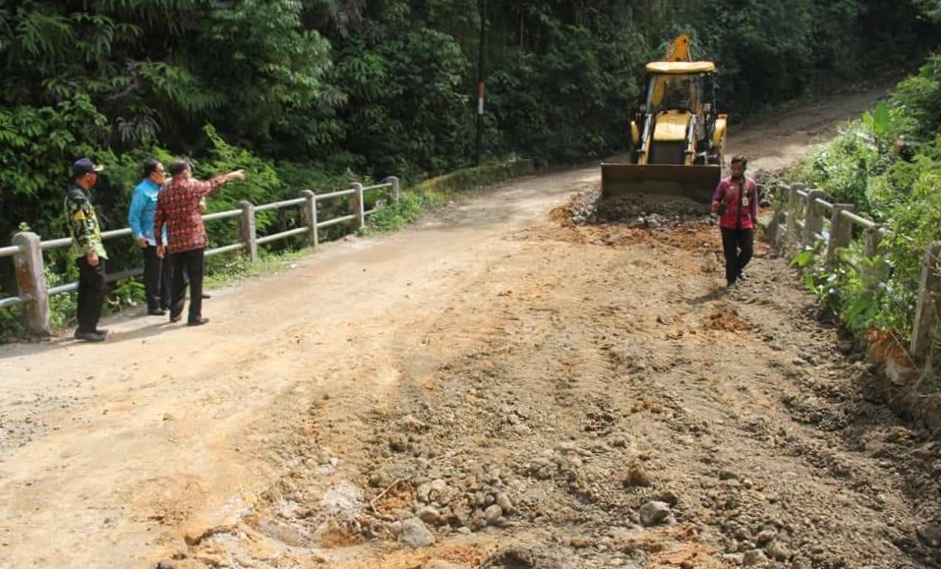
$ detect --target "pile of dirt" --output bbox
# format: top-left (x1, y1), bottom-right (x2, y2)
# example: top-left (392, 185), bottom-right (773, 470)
top-left (594, 193), bottom-right (711, 225)
top-left (702, 304), bottom-right (755, 333)
top-left (553, 187), bottom-right (713, 229)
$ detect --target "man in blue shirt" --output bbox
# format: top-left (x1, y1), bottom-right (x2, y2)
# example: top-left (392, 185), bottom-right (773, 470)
top-left (128, 159), bottom-right (171, 315)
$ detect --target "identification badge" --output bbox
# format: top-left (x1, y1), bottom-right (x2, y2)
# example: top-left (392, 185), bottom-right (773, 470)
top-left (741, 196), bottom-right (750, 207)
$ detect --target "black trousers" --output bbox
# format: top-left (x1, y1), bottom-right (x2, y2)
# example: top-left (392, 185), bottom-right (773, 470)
top-left (76, 256), bottom-right (106, 332)
top-left (142, 245), bottom-right (172, 311)
top-left (169, 248), bottom-right (204, 323)
top-left (720, 227), bottom-right (754, 285)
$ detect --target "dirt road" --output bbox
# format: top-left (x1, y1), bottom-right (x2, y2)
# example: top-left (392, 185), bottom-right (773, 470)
top-left (3, 84), bottom-right (938, 569)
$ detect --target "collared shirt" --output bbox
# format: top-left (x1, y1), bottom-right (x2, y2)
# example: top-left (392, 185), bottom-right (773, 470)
top-left (712, 175), bottom-right (759, 230)
top-left (128, 178), bottom-right (167, 246)
top-left (64, 183), bottom-right (108, 260)
top-left (154, 175), bottom-right (229, 254)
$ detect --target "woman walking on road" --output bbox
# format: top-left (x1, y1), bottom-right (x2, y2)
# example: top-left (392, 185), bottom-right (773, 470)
top-left (711, 155), bottom-right (759, 288)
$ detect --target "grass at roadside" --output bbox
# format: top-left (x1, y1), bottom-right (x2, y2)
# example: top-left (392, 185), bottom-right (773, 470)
top-left (363, 187), bottom-right (446, 233)
top-left (204, 248), bottom-right (313, 289)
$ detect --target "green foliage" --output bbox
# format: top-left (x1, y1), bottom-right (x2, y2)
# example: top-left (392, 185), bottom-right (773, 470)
top-left (46, 266), bottom-right (78, 331)
top-left (105, 278), bottom-right (146, 313)
top-left (488, 26), bottom-right (643, 162)
top-left (916, 0), bottom-right (941, 21)
top-left (863, 102), bottom-right (893, 139)
top-left (795, 124), bottom-right (879, 216)
top-left (365, 189), bottom-right (445, 233)
top-left (364, 159), bottom-right (534, 233)
top-left (0, 305), bottom-right (25, 342)
top-left (789, 51), bottom-right (941, 340)
top-left (204, 247), bottom-right (311, 288)
top-left (791, 242), bottom-right (888, 331)
top-left (891, 55), bottom-right (941, 143)
top-left (202, 125), bottom-right (285, 221)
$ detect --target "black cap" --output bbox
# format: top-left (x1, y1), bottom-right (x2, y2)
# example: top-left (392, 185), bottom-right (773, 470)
top-left (73, 158), bottom-right (104, 176)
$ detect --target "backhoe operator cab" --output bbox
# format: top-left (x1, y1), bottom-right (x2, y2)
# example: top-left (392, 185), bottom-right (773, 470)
top-left (632, 61), bottom-right (725, 166)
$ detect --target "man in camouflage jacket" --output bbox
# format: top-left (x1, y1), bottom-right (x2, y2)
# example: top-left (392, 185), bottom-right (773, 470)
top-left (65, 158), bottom-right (108, 342)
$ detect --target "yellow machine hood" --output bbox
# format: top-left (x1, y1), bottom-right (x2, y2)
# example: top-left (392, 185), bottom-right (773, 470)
top-left (653, 112), bottom-right (690, 141)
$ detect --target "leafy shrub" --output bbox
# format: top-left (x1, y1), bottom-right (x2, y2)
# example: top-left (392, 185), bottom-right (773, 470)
top-left (790, 55), bottom-right (941, 339)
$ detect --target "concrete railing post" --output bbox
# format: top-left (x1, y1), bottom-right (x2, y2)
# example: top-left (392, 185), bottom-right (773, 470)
top-left (11, 232), bottom-right (50, 336)
top-left (237, 200), bottom-right (258, 262)
top-left (300, 190), bottom-right (319, 249)
top-left (384, 176), bottom-right (401, 203)
top-left (911, 241), bottom-right (941, 363)
top-left (863, 226), bottom-right (887, 291)
top-left (770, 210), bottom-right (787, 249)
top-left (802, 189), bottom-right (825, 248)
top-left (351, 183), bottom-right (365, 231)
top-left (786, 184), bottom-right (802, 248)
top-left (826, 204), bottom-right (854, 269)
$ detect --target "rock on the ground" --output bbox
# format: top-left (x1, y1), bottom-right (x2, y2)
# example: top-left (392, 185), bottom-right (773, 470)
top-left (918, 525), bottom-right (941, 548)
top-left (756, 529), bottom-right (776, 545)
top-left (485, 504), bottom-right (504, 525)
top-left (417, 506), bottom-right (441, 524)
top-left (638, 501), bottom-right (671, 527)
top-left (399, 517), bottom-right (435, 549)
top-left (766, 540), bottom-right (792, 561)
top-left (743, 549), bottom-right (768, 566)
top-left (620, 462), bottom-right (652, 488)
top-left (496, 492), bottom-right (515, 513)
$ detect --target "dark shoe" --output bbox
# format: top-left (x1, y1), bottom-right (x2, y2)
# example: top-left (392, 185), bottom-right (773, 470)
top-left (201, 293), bottom-right (211, 300)
top-left (187, 317), bottom-right (210, 326)
top-left (170, 312), bottom-right (183, 323)
top-left (95, 328), bottom-right (109, 336)
top-left (74, 330), bottom-right (106, 342)
top-left (738, 269), bottom-right (748, 281)
top-left (148, 309), bottom-right (167, 316)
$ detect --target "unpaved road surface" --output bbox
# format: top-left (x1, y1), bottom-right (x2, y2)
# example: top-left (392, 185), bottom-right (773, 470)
top-left (4, 85), bottom-right (939, 569)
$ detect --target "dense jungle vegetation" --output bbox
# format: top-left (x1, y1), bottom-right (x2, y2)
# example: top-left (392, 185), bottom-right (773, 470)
top-left (1, 0), bottom-right (941, 336)
top-left (788, 46), bottom-right (941, 346)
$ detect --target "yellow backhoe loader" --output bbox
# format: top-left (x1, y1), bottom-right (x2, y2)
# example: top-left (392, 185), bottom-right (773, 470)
top-left (600, 34), bottom-right (727, 203)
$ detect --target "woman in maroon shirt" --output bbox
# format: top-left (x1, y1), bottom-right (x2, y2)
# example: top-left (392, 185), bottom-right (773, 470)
top-left (711, 155), bottom-right (758, 287)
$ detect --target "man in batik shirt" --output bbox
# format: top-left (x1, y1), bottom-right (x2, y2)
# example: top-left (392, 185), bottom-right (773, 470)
top-left (65, 158), bottom-right (108, 342)
top-left (154, 159), bottom-right (244, 326)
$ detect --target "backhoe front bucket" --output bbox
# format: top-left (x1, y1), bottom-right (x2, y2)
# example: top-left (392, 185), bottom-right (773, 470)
top-left (600, 163), bottom-right (720, 204)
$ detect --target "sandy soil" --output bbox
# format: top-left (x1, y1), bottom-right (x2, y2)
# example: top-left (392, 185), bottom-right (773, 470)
top-left (3, 84), bottom-right (937, 569)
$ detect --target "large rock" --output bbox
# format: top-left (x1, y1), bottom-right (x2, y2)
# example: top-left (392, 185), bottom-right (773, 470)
top-left (496, 493), bottom-right (515, 514)
top-left (417, 506), bottom-right (441, 525)
top-left (766, 540), bottom-right (792, 561)
top-left (485, 504), bottom-right (504, 525)
top-left (743, 549), bottom-right (768, 566)
top-left (638, 501), bottom-right (671, 527)
top-left (399, 517), bottom-right (435, 549)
